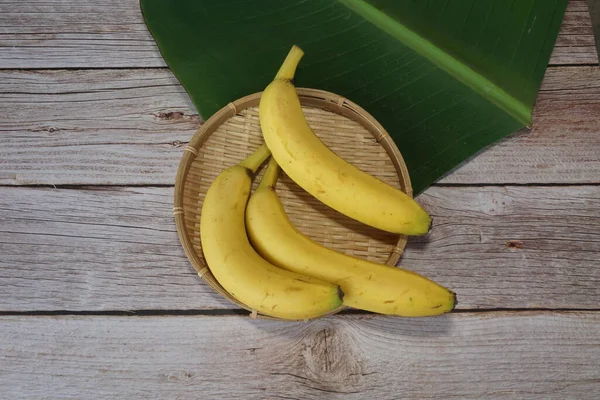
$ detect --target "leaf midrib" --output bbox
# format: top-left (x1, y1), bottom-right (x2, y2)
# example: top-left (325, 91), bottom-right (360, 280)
top-left (339, 0), bottom-right (531, 125)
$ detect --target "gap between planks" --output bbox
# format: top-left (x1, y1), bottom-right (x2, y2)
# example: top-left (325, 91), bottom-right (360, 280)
top-left (2, 182), bottom-right (599, 190)
top-left (1, 308), bottom-right (600, 317)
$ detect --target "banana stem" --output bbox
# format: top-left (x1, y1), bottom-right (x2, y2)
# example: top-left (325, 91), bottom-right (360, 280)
top-left (275, 45), bottom-right (304, 81)
top-left (238, 144), bottom-right (271, 173)
top-left (259, 157), bottom-right (281, 189)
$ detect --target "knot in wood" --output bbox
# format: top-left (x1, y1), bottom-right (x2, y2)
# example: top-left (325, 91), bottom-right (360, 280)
top-left (298, 321), bottom-right (363, 391)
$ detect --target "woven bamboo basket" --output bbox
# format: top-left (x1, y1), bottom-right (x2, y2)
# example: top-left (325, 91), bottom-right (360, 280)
top-left (174, 88), bottom-right (413, 320)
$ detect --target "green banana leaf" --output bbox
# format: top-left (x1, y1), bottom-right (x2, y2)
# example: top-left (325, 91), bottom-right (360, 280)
top-left (141, 0), bottom-right (566, 194)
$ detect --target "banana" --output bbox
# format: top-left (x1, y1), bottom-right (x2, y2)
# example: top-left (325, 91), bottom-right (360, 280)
top-left (246, 158), bottom-right (456, 317)
top-left (200, 144), bottom-right (343, 320)
top-left (259, 45), bottom-right (431, 235)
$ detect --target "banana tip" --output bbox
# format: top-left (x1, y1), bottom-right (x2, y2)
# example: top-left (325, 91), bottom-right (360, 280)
top-left (337, 286), bottom-right (345, 302)
top-left (450, 291), bottom-right (457, 312)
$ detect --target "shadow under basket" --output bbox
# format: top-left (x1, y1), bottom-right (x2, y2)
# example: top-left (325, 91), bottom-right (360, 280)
top-left (174, 88), bottom-right (413, 321)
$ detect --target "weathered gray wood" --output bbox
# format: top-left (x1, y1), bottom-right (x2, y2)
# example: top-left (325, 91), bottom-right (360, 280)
top-left (590, 0), bottom-right (600, 59)
top-left (1, 313), bottom-right (600, 399)
top-left (0, 0), bottom-right (597, 68)
top-left (0, 68), bottom-right (200, 185)
top-left (1, 66), bottom-right (599, 186)
top-left (0, 186), bottom-right (231, 311)
top-left (553, 0), bottom-right (600, 64)
top-left (0, 0), bottom-right (166, 69)
top-left (1, 185), bottom-right (598, 311)
top-left (406, 185), bottom-right (600, 309)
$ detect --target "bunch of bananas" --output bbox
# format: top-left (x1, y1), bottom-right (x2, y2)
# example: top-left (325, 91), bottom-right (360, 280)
top-left (200, 45), bottom-right (456, 320)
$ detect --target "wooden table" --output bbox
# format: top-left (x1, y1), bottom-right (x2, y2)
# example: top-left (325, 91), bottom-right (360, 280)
top-left (1, 1), bottom-right (599, 398)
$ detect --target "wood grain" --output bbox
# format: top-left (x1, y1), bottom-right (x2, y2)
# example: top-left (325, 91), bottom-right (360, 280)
top-left (1, 313), bottom-right (600, 399)
top-left (1, 185), bottom-right (598, 311)
top-left (0, 186), bottom-right (231, 311)
top-left (0, 0), bottom-right (596, 69)
top-left (552, 0), bottom-right (600, 64)
top-left (1, 66), bottom-right (599, 186)
top-left (0, 0), bottom-right (166, 69)
top-left (0, 68), bottom-right (199, 185)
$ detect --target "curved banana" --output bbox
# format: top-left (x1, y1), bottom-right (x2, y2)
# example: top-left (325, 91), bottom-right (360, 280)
top-left (259, 45), bottom-right (431, 235)
top-left (200, 145), bottom-right (343, 320)
top-left (246, 158), bottom-right (456, 317)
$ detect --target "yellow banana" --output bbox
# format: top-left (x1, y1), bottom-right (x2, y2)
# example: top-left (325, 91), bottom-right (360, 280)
top-left (200, 144), bottom-right (343, 320)
top-left (259, 45), bottom-right (431, 235)
top-left (246, 158), bottom-right (456, 317)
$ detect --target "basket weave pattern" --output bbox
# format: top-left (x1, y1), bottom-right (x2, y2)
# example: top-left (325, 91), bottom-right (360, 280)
top-left (174, 89), bottom-right (412, 317)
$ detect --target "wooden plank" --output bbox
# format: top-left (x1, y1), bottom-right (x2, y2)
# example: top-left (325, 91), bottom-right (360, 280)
top-left (1, 313), bottom-right (600, 399)
top-left (0, 0), bottom-right (166, 69)
top-left (1, 66), bottom-right (599, 186)
top-left (588, 0), bottom-right (600, 60)
top-left (0, 186), bottom-right (231, 311)
top-left (1, 185), bottom-right (598, 311)
top-left (552, 0), bottom-right (600, 64)
top-left (0, 68), bottom-right (200, 185)
top-left (0, 0), bottom-right (596, 69)
top-left (407, 185), bottom-right (600, 309)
